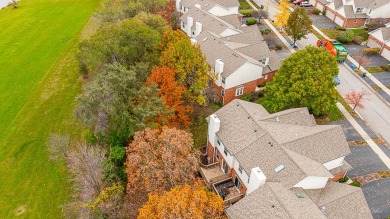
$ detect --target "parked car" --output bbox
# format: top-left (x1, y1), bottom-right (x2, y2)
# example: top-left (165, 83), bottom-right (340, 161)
top-left (293, 0), bottom-right (306, 5)
top-left (299, 2), bottom-right (312, 6)
top-left (334, 76), bottom-right (341, 85)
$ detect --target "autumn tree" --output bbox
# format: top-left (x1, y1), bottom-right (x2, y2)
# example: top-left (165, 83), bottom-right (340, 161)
top-left (125, 127), bottom-right (199, 193)
top-left (138, 181), bottom-right (225, 219)
top-left (74, 63), bottom-right (168, 138)
top-left (345, 90), bottom-right (370, 111)
top-left (159, 30), bottom-right (210, 105)
top-left (78, 18), bottom-right (162, 76)
top-left (147, 66), bottom-right (193, 128)
top-left (263, 46), bottom-right (339, 115)
top-left (274, 0), bottom-right (291, 30)
top-left (285, 7), bottom-right (312, 44)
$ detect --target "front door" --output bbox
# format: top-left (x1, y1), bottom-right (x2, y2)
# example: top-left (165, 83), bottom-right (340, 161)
top-left (221, 160), bottom-right (228, 173)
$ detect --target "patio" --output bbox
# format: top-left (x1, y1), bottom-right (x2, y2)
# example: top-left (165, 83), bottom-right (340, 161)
top-left (198, 163), bottom-right (230, 184)
top-left (213, 179), bottom-right (244, 206)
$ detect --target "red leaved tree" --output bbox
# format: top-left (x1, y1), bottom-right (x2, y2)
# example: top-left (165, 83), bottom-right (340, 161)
top-left (146, 66), bottom-right (193, 128)
top-left (125, 127), bottom-right (199, 194)
top-left (138, 181), bottom-right (226, 219)
top-left (154, 0), bottom-right (176, 26)
top-left (344, 90), bottom-right (370, 111)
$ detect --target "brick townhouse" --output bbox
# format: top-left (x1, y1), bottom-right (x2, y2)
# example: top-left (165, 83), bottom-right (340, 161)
top-left (200, 99), bottom-right (372, 218)
top-left (176, 0), bottom-right (280, 105)
top-left (367, 22), bottom-right (390, 61)
top-left (309, 0), bottom-right (390, 28)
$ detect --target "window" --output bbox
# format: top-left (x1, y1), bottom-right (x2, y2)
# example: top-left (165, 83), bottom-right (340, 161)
top-left (217, 139), bottom-right (221, 145)
top-left (216, 151), bottom-right (219, 160)
top-left (224, 148), bottom-right (228, 156)
top-left (234, 176), bottom-right (242, 190)
top-left (221, 88), bottom-right (225, 96)
top-left (222, 77), bottom-right (225, 84)
top-left (356, 7), bottom-right (363, 13)
top-left (238, 165), bottom-right (243, 174)
top-left (235, 86), bottom-right (244, 96)
top-left (265, 74), bottom-right (268, 80)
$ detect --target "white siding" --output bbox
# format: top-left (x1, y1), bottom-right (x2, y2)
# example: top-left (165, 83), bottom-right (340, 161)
top-left (293, 176), bottom-right (329, 189)
top-left (323, 156), bottom-right (345, 170)
top-left (233, 160), bottom-right (250, 188)
top-left (216, 137), bottom-right (235, 168)
top-left (326, 9), bottom-right (336, 20)
top-left (335, 16), bottom-right (344, 26)
top-left (367, 37), bottom-right (382, 49)
top-left (225, 62), bottom-right (263, 89)
top-left (381, 48), bottom-right (390, 61)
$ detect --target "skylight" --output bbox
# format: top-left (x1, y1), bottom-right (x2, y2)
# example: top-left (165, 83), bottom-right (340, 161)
top-left (274, 164), bottom-right (285, 173)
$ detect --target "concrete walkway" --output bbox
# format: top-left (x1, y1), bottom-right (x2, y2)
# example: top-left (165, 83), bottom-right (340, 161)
top-left (263, 19), bottom-right (297, 53)
top-left (337, 102), bottom-right (390, 169)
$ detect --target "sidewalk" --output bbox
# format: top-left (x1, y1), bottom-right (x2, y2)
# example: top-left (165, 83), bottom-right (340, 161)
top-left (337, 102), bottom-right (390, 169)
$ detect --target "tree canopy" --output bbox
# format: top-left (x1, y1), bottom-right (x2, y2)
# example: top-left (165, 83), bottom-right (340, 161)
top-left (138, 181), bottom-right (226, 219)
top-left (263, 46), bottom-right (339, 115)
top-left (147, 66), bottom-right (193, 128)
top-left (74, 63), bottom-right (168, 137)
top-left (274, 0), bottom-right (290, 29)
top-left (285, 7), bottom-right (312, 44)
top-left (125, 127), bottom-right (199, 193)
top-left (159, 30), bottom-right (210, 105)
top-left (78, 18), bottom-right (162, 75)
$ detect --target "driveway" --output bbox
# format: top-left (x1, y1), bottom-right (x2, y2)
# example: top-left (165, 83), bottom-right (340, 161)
top-left (328, 119), bottom-right (378, 142)
top-left (344, 44), bottom-right (390, 67)
top-left (309, 14), bottom-right (338, 29)
top-left (362, 178), bottom-right (390, 219)
top-left (345, 145), bottom-right (389, 178)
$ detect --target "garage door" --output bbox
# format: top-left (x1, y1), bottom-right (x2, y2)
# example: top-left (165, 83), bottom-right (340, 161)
top-left (326, 9), bottom-right (335, 20)
top-left (335, 16), bottom-right (344, 27)
top-left (367, 37), bottom-right (382, 49)
top-left (381, 48), bottom-right (390, 61)
top-left (309, 0), bottom-right (316, 6)
top-left (316, 3), bottom-right (324, 11)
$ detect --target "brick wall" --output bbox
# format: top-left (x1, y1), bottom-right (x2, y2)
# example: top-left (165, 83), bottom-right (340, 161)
top-left (329, 171), bottom-right (345, 182)
top-left (344, 18), bottom-right (366, 28)
top-left (207, 141), bottom-right (215, 163)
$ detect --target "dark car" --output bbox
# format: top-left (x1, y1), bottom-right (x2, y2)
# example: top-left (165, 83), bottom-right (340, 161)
top-left (293, 0), bottom-right (306, 5)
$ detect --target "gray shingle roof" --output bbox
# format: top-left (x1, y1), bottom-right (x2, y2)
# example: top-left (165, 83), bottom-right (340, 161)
top-left (221, 28), bottom-right (264, 45)
top-left (195, 31), bottom-right (255, 78)
top-left (334, 0), bottom-right (343, 9)
top-left (181, 0), bottom-right (240, 10)
top-left (226, 182), bottom-right (326, 219)
top-left (315, 182), bottom-right (373, 219)
top-left (259, 108), bottom-right (316, 126)
top-left (353, 0), bottom-right (371, 8)
top-left (369, 0), bottom-right (390, 9)
top-left (219, 14), bottom-right (242, 27)
top-left (343, 5), bottom-right (369, 18)
top-left (211, 0), bottom-right (240, 8)
top-left (380, 27), bottom-right (390, 41)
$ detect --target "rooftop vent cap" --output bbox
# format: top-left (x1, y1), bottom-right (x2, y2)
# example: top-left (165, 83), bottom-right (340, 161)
top-left (274, 164), bottom-right (285, 173)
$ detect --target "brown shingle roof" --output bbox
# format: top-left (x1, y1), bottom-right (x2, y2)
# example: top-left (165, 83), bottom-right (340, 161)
top-left (343, 5), bottom-right (369, 18)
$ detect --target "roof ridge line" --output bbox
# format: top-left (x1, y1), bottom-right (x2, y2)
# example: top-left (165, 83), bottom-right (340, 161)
top-left (266, 183), bottom-right (297, 219)
top-left (280, 125), bottom-right (337, 145)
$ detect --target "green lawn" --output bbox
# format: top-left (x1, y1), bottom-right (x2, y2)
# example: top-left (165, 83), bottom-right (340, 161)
top-left (365, 66), bottom-right (384, 73)
top-left (239, 0), bottom-right (251, 9)
top-left (320, 28), bottom-right (369, 41)
top-left (0, 0), bottom-right (99, 217)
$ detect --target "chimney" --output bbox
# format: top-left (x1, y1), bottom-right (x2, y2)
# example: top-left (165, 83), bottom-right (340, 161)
top-left (195, 22), bottom-right (202, 37)
top-left (247, 167), bottom-right (267, 194)
top-left (175, 0), bottom-right (181, 12)
top-left (208, 114), bottom-right (220, 148)
top-left (187, 16), bottom-right (194, 27)
top-left (214, 59), bottom-right (224, 75)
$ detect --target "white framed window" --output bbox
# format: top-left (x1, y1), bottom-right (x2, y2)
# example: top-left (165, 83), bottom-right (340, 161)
top-left (217, 139), bottom-right (221, 145)
top-left (222, 77), bottom-right (225, 84)
top-left (216, 151), bottom-right (219, 160)
top-left (221, 88), bottom-right (225, 96)
top-left (224, 147), bottom-right (228, 156)
top-left (356, 7), bottom-right (363, 13)
top-left (235, 86), bottom-right (244, 96)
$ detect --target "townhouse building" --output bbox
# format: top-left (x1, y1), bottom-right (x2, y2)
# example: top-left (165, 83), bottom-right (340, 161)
top-left (367, 22), bottom-right (390, 61)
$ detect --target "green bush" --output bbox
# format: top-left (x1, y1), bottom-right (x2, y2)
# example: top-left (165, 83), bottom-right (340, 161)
top-left (363, 47), bottom-right (380, 55)
top-left (239, 9), bottom-right (253, 17)
top-left (312, 8), bottom-right (321, 15)
top-left (246, 18), bottom-right (257, 25)
top-left (349, 181), bottom-right (361, 187)
top-left (264, 29), bottom-right (271, 34)
top-left (275, 44), bottom-right (283, 50)
top-left (241, 91), bottom-right (264, 102)
top-left (336, 30), bottom-right (354, 43)
top-left (335, 26), bottom-right (346, 31)
top-left (380, 64), bottom-right (390, 71)
top-left (338, 175), bottom-right (349, 183)
top-left (260, 30), bottom-right (265, 34)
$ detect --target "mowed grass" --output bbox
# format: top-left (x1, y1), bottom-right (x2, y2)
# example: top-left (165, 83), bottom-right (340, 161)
top-left (0, 0), bottom-right (99, 217)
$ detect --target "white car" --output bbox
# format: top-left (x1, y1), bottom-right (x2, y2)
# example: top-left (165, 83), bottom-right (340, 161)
top-left (299, 2), bottom-right (312, 6)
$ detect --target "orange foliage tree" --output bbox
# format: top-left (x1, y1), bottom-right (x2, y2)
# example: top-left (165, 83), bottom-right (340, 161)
top-left (138, 181), bottom-right (226, 219)
top-left (147, 66), bottom-right (193, 128)
top-left (125, 127), bottom-right (199, 193)
top-left (154, 0), bottom-right (176, 26)
top-left (159, 29), bottom-right (210, 105)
